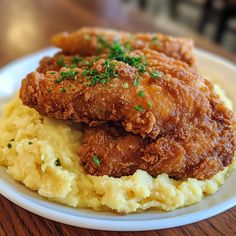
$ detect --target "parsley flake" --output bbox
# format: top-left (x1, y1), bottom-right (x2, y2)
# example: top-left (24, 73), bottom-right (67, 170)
top-left (71, 57), bottom-right (83, 65)
top-left (123, 83), bottom-right (129, 89)
top-left (150, 70), bottom-right (162, 79)
top-left (134, 78), bottom-right (140, 87)
top-left (60, 87), bottom-right (67, 93)
top-left (55, 159), bottom-right (61, 166)
top-left (138, 91), bottom-right (145, 97)
top-left (55, 70), bottom-right (78, 83)
top-left (134, 105), bottom-right (143, 112)
top-left (151, 36), bottom-right (161, 46)
top-left (28, 141), bottom-right (33, 145)
top-left (56, 57), bottom-right (64, 67)
top-left (92, 155), bottom-right (101, 166)
top-left (7, 143), bottom-right (12, 149)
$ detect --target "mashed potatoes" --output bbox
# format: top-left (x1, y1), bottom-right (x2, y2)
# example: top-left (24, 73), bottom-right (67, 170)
top-left (0, 86), bottom-right (235, 214)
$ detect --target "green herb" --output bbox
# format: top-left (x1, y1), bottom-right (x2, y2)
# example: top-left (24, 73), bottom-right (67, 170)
top-left (150, 70), bottom-right (162, 79)
top-left (10, 139), bottom-right (15, 142)
top-left (71, 57), bottom-right (83, 65)
top-left (50, 72), bottom-right (56, 74)
top-left (55, 70), bottom-right (78, 83)
top-left (124, 41), bottom-right (132, 50)
top-left (151, 36), bottom-right (158, 42)
top-left (97, 36), bottom-right (109, 53)
top-left (123, 83), bottom-right (129, 89)
top-left (138, 91), bottom-right (145, 97)
top-left (28, 141), bottom-right (33, 145)
top-left (134, 105), bottom-right (143, 112)
top-left (60, 87), bottom-right (67, 93)
top-left (84, 34), bottom-right (91, 40)
top-left (92, 155), bottom-right (101, 166)
top-left (80, 40), bottom-right (148, 87)
top-left (151, 36), bottom-right (161, 46)
top-left (133, 78), bottom-right (140, 87)
top-left (108, 41), bottom-right (147, 72)
top-left (147, 101), bottom-right (153, 108)
top-left (56, 57), bottom-right (64, 67)
top-left (55, 158), bottom-right (61, 166)
top-left (7, 143), bottom-right (12, 149)
top-left (84, 59), bottom-right (118, 86)
top-left (137, 62), bottom-right (147, 73)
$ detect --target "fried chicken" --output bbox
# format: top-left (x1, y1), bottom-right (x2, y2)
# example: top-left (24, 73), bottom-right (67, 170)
top-left (51, 27), bottom-right (195, 67)
top-left (21, 48), bottom-right (210, 139)
top-left (19, 29), bottom-right (235, 180)
top-left (79, 121), bottom-right (235, 180)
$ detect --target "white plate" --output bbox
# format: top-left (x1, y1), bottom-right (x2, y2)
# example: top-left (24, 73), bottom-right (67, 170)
top-left (0, 48), bottom-right (235, 231)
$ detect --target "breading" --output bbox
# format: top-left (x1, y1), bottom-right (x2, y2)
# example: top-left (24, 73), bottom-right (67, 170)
top-left (79, 121), bottom-right (235, 180)
top-left (21, 49), bottom-right (210, 139)
top-left (51, 27), bottom-right (195, 67)
top-left (19, 28), bottom-right (235, 180)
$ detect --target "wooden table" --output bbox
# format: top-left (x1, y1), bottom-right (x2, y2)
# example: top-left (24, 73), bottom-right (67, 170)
top-left (0, 0), bottom-right (235, 235)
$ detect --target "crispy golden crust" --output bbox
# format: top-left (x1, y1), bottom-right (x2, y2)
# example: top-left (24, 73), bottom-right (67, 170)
top-left (51, 27), bottom-right (195, 67)
top-left (79, 122), bottom-right (235, 180)
top-left (21, 49), bottom-right (212, 139)
top-left (19, 28), bottom-right (235, 180)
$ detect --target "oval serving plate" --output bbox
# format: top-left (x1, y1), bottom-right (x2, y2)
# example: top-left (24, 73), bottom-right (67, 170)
top-left (0, 47), bottom-right (235, 231)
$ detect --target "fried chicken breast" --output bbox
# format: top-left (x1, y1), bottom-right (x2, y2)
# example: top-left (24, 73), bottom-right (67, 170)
top-left (19, 29), bottom-right (235, 180)
top-left (21, 48), bottom-right (210, 139)
top-left (51, 27), bottom-right (195, 67)
top-left (79, 111), bottom-right (235, 180)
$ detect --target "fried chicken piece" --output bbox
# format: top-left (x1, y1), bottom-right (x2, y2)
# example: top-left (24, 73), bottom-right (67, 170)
top-left (51, 27), bottom-right (195, 67)
top-left (79, 121), bottom-right (235, 180)
top-left (79, 124), bottom-right (145, 177)
top-left (20, 49), bottom-right (210, 139)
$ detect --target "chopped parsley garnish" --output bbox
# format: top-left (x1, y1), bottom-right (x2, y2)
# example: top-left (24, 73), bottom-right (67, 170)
top-left (56, 57), bottom-right (64, 67)
top-left (79, 41), bottom-right (148, 87)
top-left (28, 141), bottom-right (33, 145)
top-left (137, 62), bottom-right (148, 73)
top-left (151, 36), bottom-right (161, 46)
top-left (150, 70), bottom-right (162, 79)
top-left (123, 83), bottom-right (129, 88)
top-left (124, 41), bottom-right (132, 50)
top-left (60, 87), bottom-right (67, 93)
top-left (7, 143), bottom-right (12, 149)
top-left (134, 105), bottom-right (143, 112)
top-left (71, 57), bottom-right (83, 65)
top-left (108, 41), bottom-right (146, 70)
top-left (97, 36), bottom-right (109, 53)
top-left (92, 155), bottom-right (101, 166)
top-left (133, 78), bottom-right (140, 87)
top-left (50, 72), bottom-right (56, 75)
top-left (55, 158), bottom-right (61, 166)
top-left (10, 139), bottom-right (15, 142)
top-left (55, 70), bottom-right (78, 83)
top-left (83, 58), bottom-right (118, 86)
top-left (138, 91), bottom-right (145, 97)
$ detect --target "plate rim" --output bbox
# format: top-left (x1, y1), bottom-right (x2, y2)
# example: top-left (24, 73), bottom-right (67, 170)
top-left (0, 47), bottom-right (236, 231)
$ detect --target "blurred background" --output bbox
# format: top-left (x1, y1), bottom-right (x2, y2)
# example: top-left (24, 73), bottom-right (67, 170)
top-left (0, 0), bottom-right (235, 66)
top-left (124, 0), bottom-right (236, 52)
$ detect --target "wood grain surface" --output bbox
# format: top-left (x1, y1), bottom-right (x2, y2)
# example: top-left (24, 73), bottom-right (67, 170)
top-left (0, 0), bottom-right (236, 235)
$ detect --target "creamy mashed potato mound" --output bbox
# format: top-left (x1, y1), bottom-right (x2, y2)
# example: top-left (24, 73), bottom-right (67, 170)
top-left (0, 85), bottom-right (235, 214)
